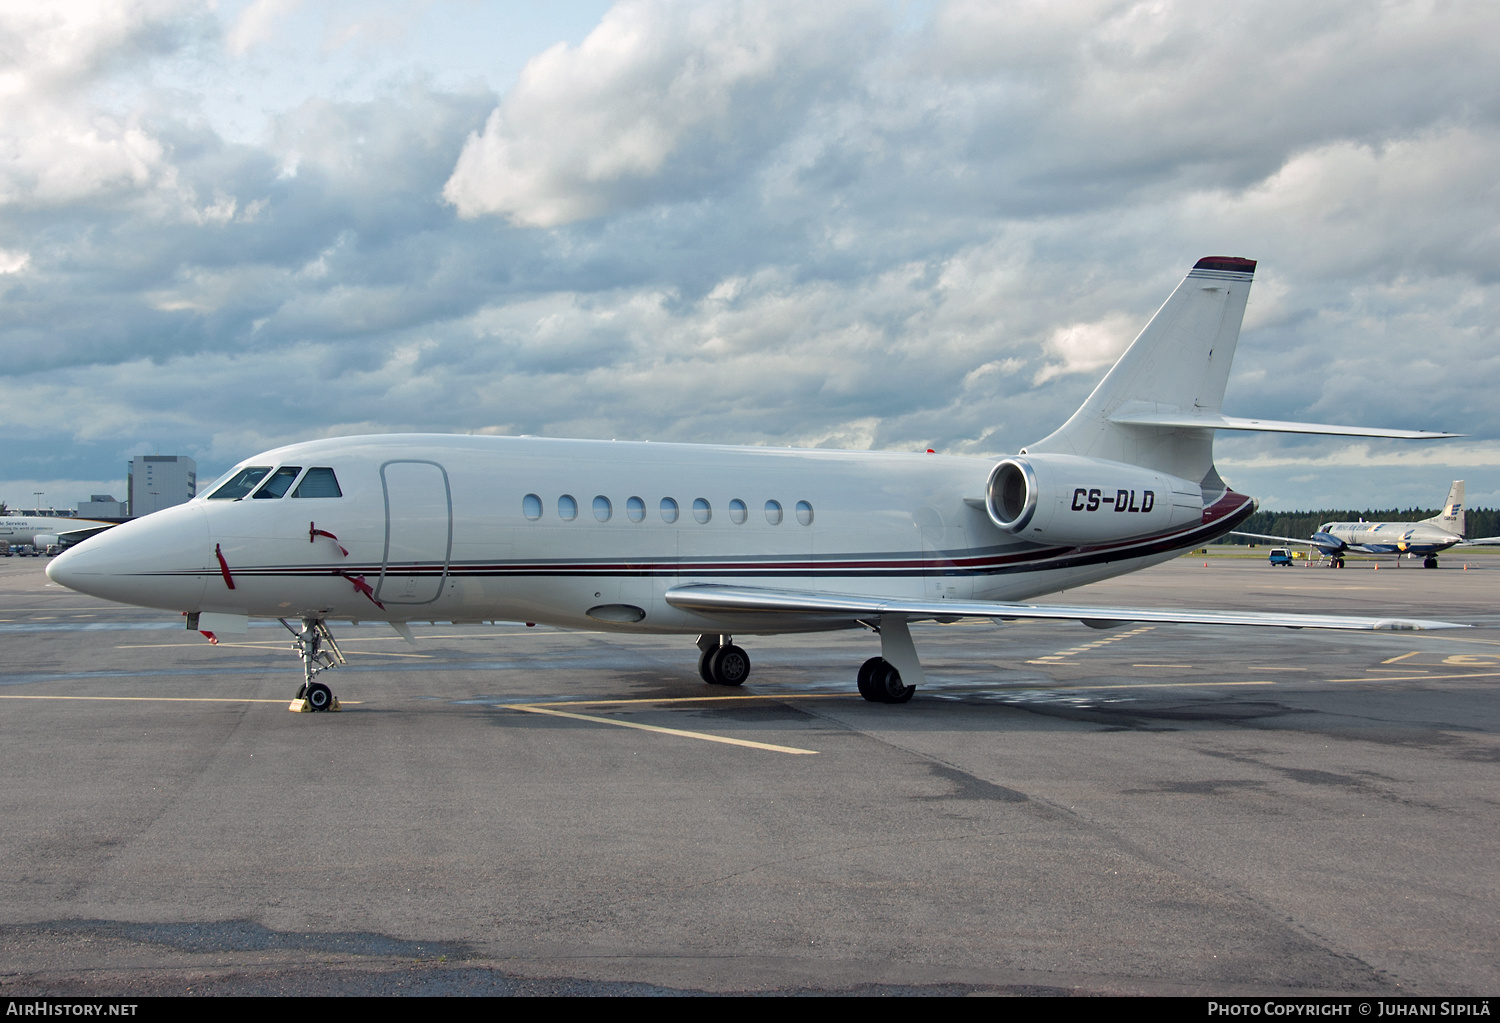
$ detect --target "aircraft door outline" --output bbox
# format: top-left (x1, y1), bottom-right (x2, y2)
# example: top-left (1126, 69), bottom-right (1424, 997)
top-left (377, 459), bottom-right (453, 605)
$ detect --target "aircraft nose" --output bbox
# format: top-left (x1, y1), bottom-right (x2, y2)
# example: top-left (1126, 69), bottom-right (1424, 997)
top-left (47, 504), bottom-right (210, 611)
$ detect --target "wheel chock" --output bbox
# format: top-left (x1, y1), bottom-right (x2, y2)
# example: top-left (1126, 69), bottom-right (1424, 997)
top-left (287, 697), bottom-right (342, 713)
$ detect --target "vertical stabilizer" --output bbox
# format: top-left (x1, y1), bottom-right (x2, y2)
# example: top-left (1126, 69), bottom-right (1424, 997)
top-left (1026, 257), bottom-right (1256, 488)
top-left (1423, 480), bottom-right (1465, 536)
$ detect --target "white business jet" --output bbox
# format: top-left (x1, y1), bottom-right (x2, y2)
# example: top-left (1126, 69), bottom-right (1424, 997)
top-left (47, 257), bottom-right (1464, 712)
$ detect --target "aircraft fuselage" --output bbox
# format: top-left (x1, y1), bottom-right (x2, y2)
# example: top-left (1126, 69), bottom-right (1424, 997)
top-left (49, 434), bottom-right (1253, 634)
top-left (1316, 521), bottom-right (1461, 556)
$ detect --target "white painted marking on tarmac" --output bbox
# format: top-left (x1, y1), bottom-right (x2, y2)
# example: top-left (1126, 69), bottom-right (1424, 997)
top-left (511, 704), bottom-right (818, 755)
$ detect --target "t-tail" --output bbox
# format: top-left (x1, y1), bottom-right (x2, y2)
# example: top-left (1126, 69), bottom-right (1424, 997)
top-left (1025, 256), bottom-right (1258, 500)
top-left (982, 257), bottom-right (1460, 549)
top-left (1423, 481), bottom-right (1465, 536)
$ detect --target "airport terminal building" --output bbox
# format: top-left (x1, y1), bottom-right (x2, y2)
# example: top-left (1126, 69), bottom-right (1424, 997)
top-left (127, 455), bottom-right (196, 517)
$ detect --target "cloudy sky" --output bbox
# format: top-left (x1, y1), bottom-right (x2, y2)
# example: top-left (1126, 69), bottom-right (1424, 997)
top-left (3, 0), bottom-right (1497, 514)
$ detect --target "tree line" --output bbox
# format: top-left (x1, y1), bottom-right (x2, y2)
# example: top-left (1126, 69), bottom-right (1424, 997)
top-left (1222, 507), bottom-right (1500, 544)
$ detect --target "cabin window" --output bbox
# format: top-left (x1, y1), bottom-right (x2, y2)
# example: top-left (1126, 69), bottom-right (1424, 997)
top-left (558, 494), bottom-right (578, 521)
top-left (292, 467), bottom-right (342, 498)
top-left (660, 498), bottom-right (679, 523)
top-left (208, 467), bottom-right (271, 500)
top-left (796, 500), bottom-right (814, 526)
top-left (252, 466), bottom-right (302, 499)
top-left (765, 500), bottom-right (783, 525)
top-left (693, 498), bottom-right (711, 524)
top-left (728, 499), bottom-right (747, 524)
top-left (593, 495), bottom-right (612, 522)
top-left (626, 496), bottom-right (646, 522)
top-left (522, 494), bottom-right (542, 520)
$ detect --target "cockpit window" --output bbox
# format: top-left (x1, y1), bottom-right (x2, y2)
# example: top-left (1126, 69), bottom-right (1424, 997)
top-left (251, 466), bottom-right (302, 499)
top-left (208, 467), bottom-right (271, 500)
top-left (292, 467), bottom-right (342, 498)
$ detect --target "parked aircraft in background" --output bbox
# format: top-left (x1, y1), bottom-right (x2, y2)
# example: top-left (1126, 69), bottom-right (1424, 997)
top-left (47, 257), bottom-right (1465, 712)
top-left (1236, 481), bottom-right (1500, 568)
top-left (0, 515), bottom-right (115, 555)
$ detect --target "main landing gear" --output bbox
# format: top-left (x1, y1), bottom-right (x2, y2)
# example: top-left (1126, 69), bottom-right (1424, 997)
top-left (1424, 556), bottom-right (1439, 569)
top-left (857, 656), bottom-right (915, 703)
top-left (282, 618), bottom-right (346, 712)
top-left (697, 633), bottom-right (751, 686)
top-left (693, 619), bottom-right (928, 704)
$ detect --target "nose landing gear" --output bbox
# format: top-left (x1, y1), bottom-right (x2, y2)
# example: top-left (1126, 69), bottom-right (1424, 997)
top-left (282, 618), bottom-right (346, 712)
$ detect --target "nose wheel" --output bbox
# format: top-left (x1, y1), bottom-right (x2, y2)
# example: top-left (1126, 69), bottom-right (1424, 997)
top-left (282, 618), bottom-right (346, 712)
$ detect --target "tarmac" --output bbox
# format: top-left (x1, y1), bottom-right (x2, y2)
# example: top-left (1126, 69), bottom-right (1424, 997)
top-left (1, 550), bottom-right (1496, 996)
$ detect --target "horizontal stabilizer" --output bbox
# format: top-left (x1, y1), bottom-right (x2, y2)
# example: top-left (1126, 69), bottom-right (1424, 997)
top-left (665, 584), bottom-right (1464, 632)
top-left (1106, 412), bottom-right (1460, 439)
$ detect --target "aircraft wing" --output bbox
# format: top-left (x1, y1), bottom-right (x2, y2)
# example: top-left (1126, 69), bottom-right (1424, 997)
top-left (57, 524), bottom-right (116, 547)
top-left (56, 522), bottom-right (115, 546)
top-left (1458, 536), bottom-right (1500, 546)
top-left (1230, 530), bottom-right (1320, 546)
top-left (664, 584), bottom-right (1465, 631)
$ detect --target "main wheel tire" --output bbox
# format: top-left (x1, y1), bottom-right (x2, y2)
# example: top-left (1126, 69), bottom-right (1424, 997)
top-left (857, 657), bottom-right (885, 702)
top-left (879, 664), bottom-right (915, 704)
top-left (710, 644), bottom-right (751, 686)
top-left (305, 681), bottom-right (333, 712)
top-left (1424, 557), bottom-right (1438, 568)
top-left (698, 647), bottom-right (719, 684)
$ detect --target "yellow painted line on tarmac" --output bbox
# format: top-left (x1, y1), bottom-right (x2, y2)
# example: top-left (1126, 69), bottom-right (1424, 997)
top-left (1051, 681), bottom-right (1275, 690)
top-left (0, 695), bottom-right (362, 705)
top-left (1383, 651), bottom-right (1421, 664)
top-left (511, 704), bottom-right (818, 755)
top-left (113, 641), bottom-right (434, 658)
top-left (1326, 670), bottom-right (1500, 683)
top-left (1243, 666), bottom-right (1307, 671)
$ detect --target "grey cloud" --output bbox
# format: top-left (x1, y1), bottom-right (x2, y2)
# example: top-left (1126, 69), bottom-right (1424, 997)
top-left (444, 0), bottom-right (885, 225)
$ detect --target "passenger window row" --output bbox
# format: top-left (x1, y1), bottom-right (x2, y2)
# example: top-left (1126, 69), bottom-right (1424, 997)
top-left (208, 466), bottom-right (343, 500)
top-left (523, 494), bottom-right (813, 526)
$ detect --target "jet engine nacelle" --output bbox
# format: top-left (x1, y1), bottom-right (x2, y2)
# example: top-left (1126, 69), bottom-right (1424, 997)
top-left (985, 454), bottom-right (1203, 545)
top-left (33, 534), bottom-right (59, 549)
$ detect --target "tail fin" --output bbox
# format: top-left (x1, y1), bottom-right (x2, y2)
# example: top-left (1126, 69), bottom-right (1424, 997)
top-left (1026, 257), bottom-right (1256, 489)
top-left (1423, 481), bottom-right (1465, 536)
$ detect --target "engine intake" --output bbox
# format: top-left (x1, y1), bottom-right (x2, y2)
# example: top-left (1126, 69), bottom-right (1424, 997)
top-left (984, 454), bottom-right (1203, 545)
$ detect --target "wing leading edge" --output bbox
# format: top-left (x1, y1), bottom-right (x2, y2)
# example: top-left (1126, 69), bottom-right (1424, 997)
top-left (664, 584), bottom-right (1465, 631)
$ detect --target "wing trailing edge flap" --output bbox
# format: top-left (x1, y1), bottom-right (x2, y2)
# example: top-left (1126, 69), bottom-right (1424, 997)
top-left (663, 584), bottom-right (1464, 632)
top-left (1106, 412), bottom-right (1460, 440)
